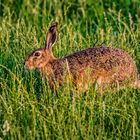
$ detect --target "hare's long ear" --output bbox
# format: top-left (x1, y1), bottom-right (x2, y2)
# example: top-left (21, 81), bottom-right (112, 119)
top-left (45, 22), bottom-right (58, 51)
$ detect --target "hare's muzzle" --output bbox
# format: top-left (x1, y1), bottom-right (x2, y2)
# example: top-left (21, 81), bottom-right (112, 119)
top-left (24, 59), bottom-right (34, 70)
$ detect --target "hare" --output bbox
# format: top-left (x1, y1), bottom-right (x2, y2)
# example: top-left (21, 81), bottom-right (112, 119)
top-left (24, 22), bottom-right (140, 92)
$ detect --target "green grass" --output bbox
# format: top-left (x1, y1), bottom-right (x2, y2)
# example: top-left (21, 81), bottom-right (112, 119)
top-left (0, 0), bottom-right (140, 139)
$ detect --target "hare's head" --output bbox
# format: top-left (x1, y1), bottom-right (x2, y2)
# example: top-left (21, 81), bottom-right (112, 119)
top-left (24, 22), bottom-right (57, 70)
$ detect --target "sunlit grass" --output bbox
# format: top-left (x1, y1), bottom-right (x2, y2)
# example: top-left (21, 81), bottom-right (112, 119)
top-left (0, 0), bottom-right (140, 139)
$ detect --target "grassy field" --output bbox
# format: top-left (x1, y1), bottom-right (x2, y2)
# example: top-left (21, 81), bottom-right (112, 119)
top-left (0, 0), bottom-right (140, 139)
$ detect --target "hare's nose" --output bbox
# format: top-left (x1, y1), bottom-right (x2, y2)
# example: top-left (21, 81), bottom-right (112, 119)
top-left (24, 59), bottom-right (28, 67)
top-left (24, 59), bottom-right (29, 68)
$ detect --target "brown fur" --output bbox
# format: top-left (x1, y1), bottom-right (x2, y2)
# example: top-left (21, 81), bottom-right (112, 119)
top-left (24, 23), bottom-right (139, 92)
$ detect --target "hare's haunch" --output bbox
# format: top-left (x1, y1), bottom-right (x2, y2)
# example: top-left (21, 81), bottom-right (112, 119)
top-left (24, 23), bottom-right (140, 91)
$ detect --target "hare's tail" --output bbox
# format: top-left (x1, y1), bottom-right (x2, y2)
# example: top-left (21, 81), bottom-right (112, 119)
top-left (133, 76), bottom-right (140, 89)
top-left (130, 74), bottom-right (140, 89)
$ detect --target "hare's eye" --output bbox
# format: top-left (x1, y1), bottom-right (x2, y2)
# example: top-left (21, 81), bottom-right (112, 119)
top-left (34, 52), bottom-right (41, 57)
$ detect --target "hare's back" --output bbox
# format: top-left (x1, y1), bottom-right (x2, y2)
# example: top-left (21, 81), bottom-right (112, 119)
top-left (65, 46), bottom-right (137, 76)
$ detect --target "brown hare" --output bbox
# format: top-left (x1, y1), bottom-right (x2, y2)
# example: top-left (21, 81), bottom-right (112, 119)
top-left (24, 22), bottom-right (140, 92)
